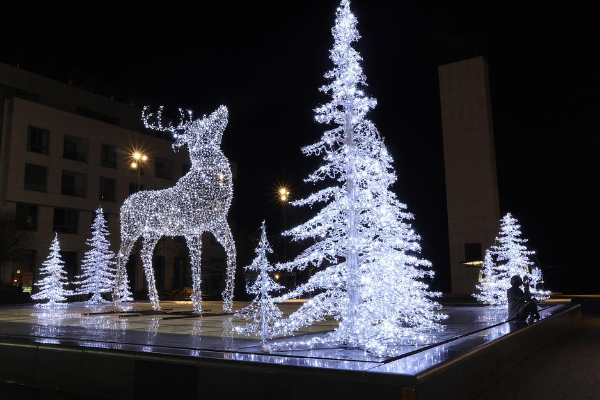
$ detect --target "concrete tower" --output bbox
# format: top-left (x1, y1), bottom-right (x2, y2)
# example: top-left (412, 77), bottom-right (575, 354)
top-left (438, 56), bottom-right (500, 294)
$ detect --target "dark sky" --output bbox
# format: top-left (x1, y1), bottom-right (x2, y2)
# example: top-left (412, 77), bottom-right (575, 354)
top-left (2, 1), bottom-right (598, 292)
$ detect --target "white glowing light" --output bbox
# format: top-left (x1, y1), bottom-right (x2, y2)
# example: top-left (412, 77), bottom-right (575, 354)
top-left (474, 213), bottom-right (550, 307)
top-left (273, 0), bottom-right (445, 356)
top-left (234, 221), bottom-right (284, 349)
top-left (31, 233), bottom-right (74, 307)
top-left (75, 207), bottom-right (116, 304)
top-left (113, 105), bottom-right (236, 314)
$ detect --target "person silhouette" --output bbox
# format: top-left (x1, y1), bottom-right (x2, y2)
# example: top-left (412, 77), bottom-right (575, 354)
top-left (507, 275), bottom-right (540, 321)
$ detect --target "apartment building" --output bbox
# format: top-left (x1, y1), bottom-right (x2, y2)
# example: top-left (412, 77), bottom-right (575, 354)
top-left (0, 62), bottom-right (231, 297)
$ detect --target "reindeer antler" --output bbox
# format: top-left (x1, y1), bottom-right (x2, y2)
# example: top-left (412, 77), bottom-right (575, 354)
top-left (142, 106), bottom-right (197, 137)
top-left (143, 106), bottom-right (200, 150)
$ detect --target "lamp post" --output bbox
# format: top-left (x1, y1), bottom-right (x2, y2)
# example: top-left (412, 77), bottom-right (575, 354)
top-left (278, 186), bottom-right (291, 287)
top-left (131, 151), bottom-right (148, 192)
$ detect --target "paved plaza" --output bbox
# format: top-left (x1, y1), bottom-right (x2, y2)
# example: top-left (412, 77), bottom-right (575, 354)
top-left (0, 300), bottom-right (563, 367)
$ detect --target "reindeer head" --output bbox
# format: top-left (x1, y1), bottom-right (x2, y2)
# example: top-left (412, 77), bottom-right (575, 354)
top-left (142, 105), bottom-right (229, 152)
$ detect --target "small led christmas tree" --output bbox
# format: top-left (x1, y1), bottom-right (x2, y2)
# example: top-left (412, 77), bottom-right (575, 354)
top-left (474, 213), bottom-right (550, 307)
top-left (32, 233), bottom-right (73, 307)
top-left (274, 0), bottom-right (445, 356)
top-left (235, 221), bottom-right (284, 350)
top-left (75, 207), bottom-right (116, 304)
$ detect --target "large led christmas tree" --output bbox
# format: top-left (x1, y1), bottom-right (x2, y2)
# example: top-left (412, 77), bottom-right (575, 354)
top-left (474, 212), bottom-right (550, 307)
top-left (75, 207), bottom-right (116, 304)
top-left (32, 233), bottom-right (73, 307)
top-left (235, 221), bottom-right (284, 349)
top-left (276, 0), bottom-right (445, 356)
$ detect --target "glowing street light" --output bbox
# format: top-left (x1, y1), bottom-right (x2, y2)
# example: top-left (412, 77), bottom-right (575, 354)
top-left (279, 187), bottom-right (290, 202)
top-left (130, 150), bottom-right (148, 192)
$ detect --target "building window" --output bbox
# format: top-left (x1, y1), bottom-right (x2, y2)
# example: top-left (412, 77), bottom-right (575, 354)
top-left (15, 89), bottom-right (38, 102)
top-left (15, 203), bottom-right (38, 231)
top-left (99, 177), bottom-right (116, 202)
top-left (26, 126), bottom-right (49, 154)
top-left (24, 164), bottom-right (47, 192)
top-left (129, 182), bottom-right (145, 195)
top-left (16, 249), bottom-right (36, 293)
top-left (63, 135), bottom-right (88, 162)
top-left (154, 157), bottom-right (172, 180)
top-left (53, 208), bottom-right (79, 234)
top-left (101, 144), bottom-right (117, 168)
top-left (61, 171), bottom-right (87, 197)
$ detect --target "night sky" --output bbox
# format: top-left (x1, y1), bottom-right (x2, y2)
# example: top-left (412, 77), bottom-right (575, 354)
top-left (2, 1), bottom-right (598, 292)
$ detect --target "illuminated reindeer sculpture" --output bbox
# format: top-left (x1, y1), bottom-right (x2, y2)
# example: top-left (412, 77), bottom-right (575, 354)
top-left (113, 105), bottom-right (236, 313)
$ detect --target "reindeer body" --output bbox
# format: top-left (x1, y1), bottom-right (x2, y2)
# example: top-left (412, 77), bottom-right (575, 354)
top-left (113, 106), bottom-right (236, 313)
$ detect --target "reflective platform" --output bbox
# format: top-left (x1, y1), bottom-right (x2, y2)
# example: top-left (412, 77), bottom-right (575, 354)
top-left (0, 300), bottom-right (580, 400)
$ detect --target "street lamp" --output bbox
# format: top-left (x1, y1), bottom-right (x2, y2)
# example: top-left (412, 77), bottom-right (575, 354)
top-left (130, 151), bottom-right (148, 192)
top-left (277, 186), bottom-right (292, 286)
top-left (278, 187), bottom-right (289, 202)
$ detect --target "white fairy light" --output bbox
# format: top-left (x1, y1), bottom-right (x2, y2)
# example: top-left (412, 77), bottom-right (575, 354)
top-left (112, 105), bottom-right (236, 314)
top-left (75, 207), bottom-right (116, 304)
top-left (474, 213), bottom-right (550, 307)
top-left (273, 0), bottom-right (445, 356)
top-left (32, 233), bottom-right (74, 308)
top-left (234, 221), bottom-right (284, 350)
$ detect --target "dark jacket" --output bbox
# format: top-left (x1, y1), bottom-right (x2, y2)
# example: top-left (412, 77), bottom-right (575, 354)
top-left (507, 286), bottom-right (531, 319)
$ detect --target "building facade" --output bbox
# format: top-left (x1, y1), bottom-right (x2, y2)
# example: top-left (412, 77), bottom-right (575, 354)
top-left (0, 62), bottom-right (230, 298)
top-left (438, 56), bottom-right (501, 295)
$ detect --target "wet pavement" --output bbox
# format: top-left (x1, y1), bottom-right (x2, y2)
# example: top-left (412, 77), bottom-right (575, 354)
top-left (0, 300), bottom-right (567, 375)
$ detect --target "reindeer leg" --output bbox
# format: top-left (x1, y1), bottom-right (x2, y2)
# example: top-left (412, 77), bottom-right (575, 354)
top-left (212, 223), bottom-right (236, 313)
top-left (141, 235), bottom-right (161, 311)
top-left (113, 237), bottom-right (136, 303)
top-left (185, 234), bottom-right (203, 314)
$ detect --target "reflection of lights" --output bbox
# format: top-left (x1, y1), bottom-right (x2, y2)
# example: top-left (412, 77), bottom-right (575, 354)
top-left (36, 338), bottom-right (61, 345)
top-left (372, 345), bottom-right (449, 374)
top-left (80, 341), bottom-right (111, 349)
top-left (224, 352), bottom-right (372, 371)
top-left (481, 324), bottom-right (511, 342)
